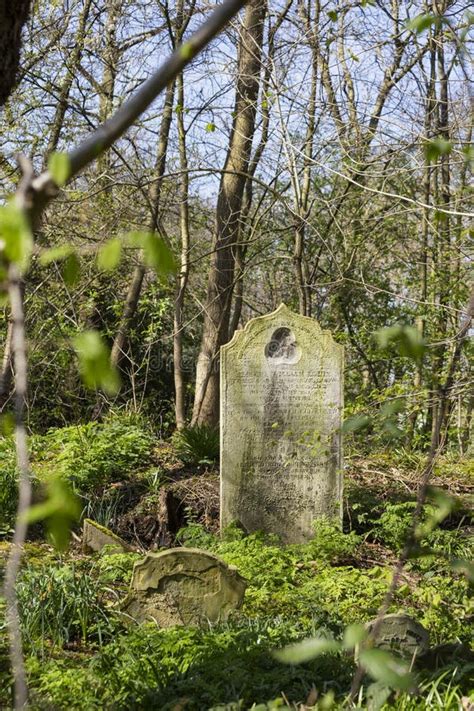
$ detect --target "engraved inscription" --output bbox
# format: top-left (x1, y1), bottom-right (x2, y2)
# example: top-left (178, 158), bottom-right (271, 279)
top-left (220, 304), bottom-right (343, 544)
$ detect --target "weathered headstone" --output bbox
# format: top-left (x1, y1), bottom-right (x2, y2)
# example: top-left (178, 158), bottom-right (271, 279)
top-left (366, 614), bottom-right (430, 659)
top-left (121, 548), bottom-right (247, 626)
top-left (220, 303), bottom-right (343, 543)
top-left (82, 518), bottom-right (131, 554)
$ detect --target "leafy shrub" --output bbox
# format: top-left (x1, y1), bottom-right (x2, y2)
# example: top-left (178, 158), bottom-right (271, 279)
top-left (29, 622), bottom-right (352, 710)
top-left (95, 550), bottom-right (141, 587)
top-left (176, 520), bottom-right (219, 548)
top-left (301, 519), bottom-right (361, 564)
top-left (371, 502), bottom-right (473, 565)
top-left (172, 423), bottom-right (219, 465)
top-left (81, 487), bottom-right (126, 528)
top-left (17, 561), bottom-right (117, 652)
top-left (0, 437), bottom-right (18, 534)
top-left (35, 415), bottom-right (154, 492)
top-left (372, 502), bottom-right (418, 550)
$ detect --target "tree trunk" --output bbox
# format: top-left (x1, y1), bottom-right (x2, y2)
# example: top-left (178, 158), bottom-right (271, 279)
top-left (43, 0), bottom-right (92, 165)
top-left (173, 71), bottom-right (190, 429)
top-left (97, 0), bottom-right (122, 182)
top-left (431, 4), bottom-right (452, 448)
top-left (407, 24), bottom-right (436, 446)
top-left (0, 0), bottom-right (31, 106)
top-left (192, 0), bottom-right (266, 426)
top-left (110, 80), bottom-right (176, 368)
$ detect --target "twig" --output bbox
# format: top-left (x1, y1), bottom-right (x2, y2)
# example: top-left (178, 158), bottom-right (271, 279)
top-left (24, 0), bottom-right (249, 228)
top-left (3, 263), bottom-right (31, 709)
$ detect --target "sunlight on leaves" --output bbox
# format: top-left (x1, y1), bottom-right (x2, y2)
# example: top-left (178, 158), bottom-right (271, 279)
top-left (73, 330), bottom-right (120, 394)
top-left (25, 474), bottom-right (80, 551)
top-left (0, 200), bottom-right (33, 271)
top-left (273, 636), bottom-right (340, 664)
top-left (39, 244), bottom-right (74, 265)
top-left (48, 151), bottom-right (71, 187)
top-left (127, 231), bottom-right (177, 279)
top-left (97, 238), bottom-right (122, 272)
top-left (359, 649), bottom-right (415, 691)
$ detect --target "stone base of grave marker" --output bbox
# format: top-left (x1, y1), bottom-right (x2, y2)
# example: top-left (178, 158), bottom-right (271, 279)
top-left (220, 303), bottom-right (344, 543)
top-left (121, 548), bottom-right (247, 626)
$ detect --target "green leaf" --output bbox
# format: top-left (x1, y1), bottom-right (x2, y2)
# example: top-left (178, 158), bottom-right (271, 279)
top-left (380, 399), bottom-right (405, 418)
top-left (97, 238), bottom-right (122, 271)
top-left (320, 690), bottom-right (336, 709)
top-left (73, 330), bottom-right (120, 394)
top-left (25, 474), bottom-right (80, 551)
top-left (0, 413), bottom-right (15, 436)
top-left (382, 420), bottom-right (405, 440)
top-left (328, 10), bottom-right (338, 21)
top-left (343, 623), bottom-right (367, 650)
top-left (39, 245), bottom-right (74, 265)
top-left (62, 251), bottom-right (80, 286)
top-left (366, 682), bottom-right (392, 711)
top-left (273, 637), bottom-right (340, 664)
top-left (180, 41), bottom-right (194, 60)
top-left (127, 231), bottom-right (177, 279)
top-left (424, 137), bottom-right (452, 162)
top-left (359, 649), bottom-right (415, 691)
top-left (205, 122), bottom-right (216, 133)
top-left (342, 414), bottom-right (371, 433)
top-left (462, 144), bottom-right (474, 166)
top-left (426, 486), bottom-right (457, 519)
top-left (417, 487), bottom-right (457, 536)
top-left (0, 200), bottom-right (33, 271)
top-left (48, 151), bottom-right (71, 187)
top-left (406, 13), bottom-right (442, 34)
top-left (375, 324), bottom-right (425, 361)
top-left (450, 559), bottom-right (474, 582)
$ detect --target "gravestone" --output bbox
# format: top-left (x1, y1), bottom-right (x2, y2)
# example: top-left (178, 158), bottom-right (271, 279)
top-left (366, 614), bottom-right (430, 659)
top-left (121, 548), bottom-right (247, 626)
top-left (82, 518), bottom-right (131, 554)
top-left (220, 303), bottom-right (343, 543)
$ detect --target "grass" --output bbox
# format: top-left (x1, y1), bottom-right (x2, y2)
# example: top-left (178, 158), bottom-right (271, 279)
top-left (0, 427), bottom-right (472, 710)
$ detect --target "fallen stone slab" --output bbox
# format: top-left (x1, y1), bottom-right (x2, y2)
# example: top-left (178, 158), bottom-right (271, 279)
top-left (82, 518), bottom-right (132, 554)
top-left (366, 613), bottom-right (430, 659)
top-left (121, 547), bottom-right (247, 626)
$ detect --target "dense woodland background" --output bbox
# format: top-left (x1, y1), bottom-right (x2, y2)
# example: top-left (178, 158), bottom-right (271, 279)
top-left (0, 0), bottom-right (473, 709)
top-left (0, 0), bottom-right (472, 444)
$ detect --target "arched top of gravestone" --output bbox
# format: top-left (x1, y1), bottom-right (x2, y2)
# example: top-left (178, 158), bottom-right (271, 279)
top-left (222, 303), bottom-right (343, 360)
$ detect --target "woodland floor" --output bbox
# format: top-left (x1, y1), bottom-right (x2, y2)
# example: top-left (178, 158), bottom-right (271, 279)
top-left (0, 434), bottom-right (473, 710)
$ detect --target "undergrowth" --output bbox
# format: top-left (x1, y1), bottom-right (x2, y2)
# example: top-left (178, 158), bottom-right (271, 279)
top-left (0, 414), bottom-right (155, 536)
top-left (33, 414), bottom-right (154, 491)
top-left (0, 515), bottom-right (469, 709)
top-left (0, 433), bottom-right (472, 710)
